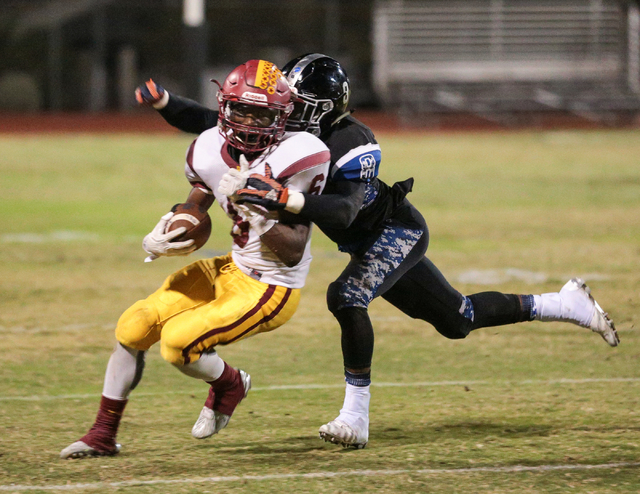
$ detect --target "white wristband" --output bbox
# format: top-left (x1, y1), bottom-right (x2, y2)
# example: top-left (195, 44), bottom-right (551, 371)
top-left (152, 91), bottom-right (170, 110)
top-left (284, 191), bottom-right (305, 214)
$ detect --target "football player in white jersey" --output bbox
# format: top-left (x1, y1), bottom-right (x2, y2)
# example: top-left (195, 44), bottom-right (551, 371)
top-left (60, 59), bottom-right (330, 459)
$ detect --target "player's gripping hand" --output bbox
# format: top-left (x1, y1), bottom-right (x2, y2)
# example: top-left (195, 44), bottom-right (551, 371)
top-left (235, 163), bottom-right (289, 211)
top-left (135, 79), bottom-right (167, 108)
top-left (218, 155), bottom-right (251, 196)
top-left (142, 212), bottom-right (196, 262)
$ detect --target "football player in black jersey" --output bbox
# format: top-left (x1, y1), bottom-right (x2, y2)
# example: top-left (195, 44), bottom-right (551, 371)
top-left (136, 54), bottom-right (618, 449)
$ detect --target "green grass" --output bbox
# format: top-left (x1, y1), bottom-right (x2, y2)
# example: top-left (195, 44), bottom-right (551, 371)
top-left (0, 130), bottom-right (639, 493)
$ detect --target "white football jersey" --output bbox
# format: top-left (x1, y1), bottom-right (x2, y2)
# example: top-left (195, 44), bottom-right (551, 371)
top-left (185, 128), bottom-right (330, 288)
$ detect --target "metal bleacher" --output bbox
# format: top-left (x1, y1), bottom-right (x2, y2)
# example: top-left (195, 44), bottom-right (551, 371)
top-left (372, 0), bottom-right (640, 124)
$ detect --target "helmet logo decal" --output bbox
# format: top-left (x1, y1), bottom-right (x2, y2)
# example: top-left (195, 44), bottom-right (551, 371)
top-left (256, 60), bottom-right (283, 95)
top-left (286, 53), bottom-right (326, 85)
top-left (241, 91), bottom-right (268, 102)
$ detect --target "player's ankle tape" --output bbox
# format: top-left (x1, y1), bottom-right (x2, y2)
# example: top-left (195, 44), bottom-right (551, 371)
top-left (519, 294), bottom-right (536, 321)
top-left (345, 370), bottom-right (371, 387)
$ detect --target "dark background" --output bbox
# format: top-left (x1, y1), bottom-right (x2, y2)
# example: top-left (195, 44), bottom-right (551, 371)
top-left (2, 0), bottom-right (639, 127)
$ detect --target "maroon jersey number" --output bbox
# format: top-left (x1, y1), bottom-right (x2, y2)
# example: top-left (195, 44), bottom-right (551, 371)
top-left (226, 203), bottom-right (250, 248)
top-left (308, 173), bottom-right (325, 196)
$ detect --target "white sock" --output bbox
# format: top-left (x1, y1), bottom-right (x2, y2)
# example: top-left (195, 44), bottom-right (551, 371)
top-left (337, 383), bottom-right (370, 424)
top-left (533, 293), bottom-right (562, 321)
top-left (533, 290), bottom-right (593, 327)
top-left (102, 343), bottom-right (145, 400)
top-left (175, 351), bottom-right (225, 381)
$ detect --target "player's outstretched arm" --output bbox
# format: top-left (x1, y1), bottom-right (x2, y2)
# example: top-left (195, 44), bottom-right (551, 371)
top-left (237, 178), bottom-right (366, 229)
top-left (160, 92), bottom-right (218, 135)
top-left (298, 180), bottom-right (366, 228)
top-left (135, 79), bottom-right (218, 135)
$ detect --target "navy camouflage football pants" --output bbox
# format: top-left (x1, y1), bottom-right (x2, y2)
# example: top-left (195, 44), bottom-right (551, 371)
top-left (327, 201), bottom-right (529, 370)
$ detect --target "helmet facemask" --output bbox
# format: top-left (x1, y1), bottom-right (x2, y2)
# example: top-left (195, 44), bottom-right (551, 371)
top-left (219, 98), bottom-right (290, 153)
top-left (287, 92), bottom-right (334, 137)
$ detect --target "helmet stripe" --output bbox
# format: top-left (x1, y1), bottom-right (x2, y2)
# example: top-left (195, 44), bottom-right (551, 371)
top-left (286, 53), bottom-right (328, 86)
top-left (255, 60), bottom-right (283, 95)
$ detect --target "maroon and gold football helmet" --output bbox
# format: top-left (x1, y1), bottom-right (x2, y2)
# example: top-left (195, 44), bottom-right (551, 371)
top-left (217, 60), bottom-right (294, 153)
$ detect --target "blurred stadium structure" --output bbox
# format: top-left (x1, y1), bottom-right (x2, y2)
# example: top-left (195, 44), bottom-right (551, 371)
top-left (374, 0), bottom-right (640, 125)
top-left (1, 0), bottom-right (639, 127)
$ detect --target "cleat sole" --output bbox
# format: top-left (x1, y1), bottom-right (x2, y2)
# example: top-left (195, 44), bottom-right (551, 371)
top-left (319, 431), bottom-right (367, 450)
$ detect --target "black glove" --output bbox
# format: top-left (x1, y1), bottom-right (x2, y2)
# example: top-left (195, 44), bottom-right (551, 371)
top-left (135, 79), bottom-right (165, 106)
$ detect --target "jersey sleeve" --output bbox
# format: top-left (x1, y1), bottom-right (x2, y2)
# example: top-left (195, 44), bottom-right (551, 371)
top-left (184, 138), bottom-right (213, 194)
top-left (273, 133), bottom-right (331, 196)
top-left (284, 158), bottom-right (329, 196)
top-left (159, 93), bottom-right (219, 135)
top-left (325, 119), bottom-right (382, 183)
top-left (331, 142), bottom-right (381, 182)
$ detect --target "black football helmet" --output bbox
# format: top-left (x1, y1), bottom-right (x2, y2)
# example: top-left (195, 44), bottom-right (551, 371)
top-left (281, 53), bottom-right (351, 136)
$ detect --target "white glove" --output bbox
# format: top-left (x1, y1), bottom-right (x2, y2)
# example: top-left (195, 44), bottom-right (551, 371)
top-left (235, 203), bottom-right (277, 236)
top-left (142, 212), bottom-right (196, 262)
top-left (218, 154), bottom-right (251, 197)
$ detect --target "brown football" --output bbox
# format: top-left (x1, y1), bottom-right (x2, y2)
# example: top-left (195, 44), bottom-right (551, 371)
top-left (165, 203), bottom-right (212, 250)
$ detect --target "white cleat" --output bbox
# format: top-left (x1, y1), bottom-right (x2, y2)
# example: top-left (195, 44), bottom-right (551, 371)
top-left (191, 407), bottom-right (216, 439)
top-left (319, 418), bottom-right (369, 449)
top-left (211, 411), bottom-right (231, 434)
top-left (561, 278), bottom-right (619, 347)
top-left (238, 369), bottom-right (252, 399)
top-left (191, 407), bottom-right (234, 439)
top-left (60, 441), bottom-right (121, 459)
top-left (191, 369), bottom-right (251, 439)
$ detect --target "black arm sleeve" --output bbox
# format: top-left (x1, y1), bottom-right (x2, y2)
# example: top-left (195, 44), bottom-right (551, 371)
top-left (297, 180), bottom-right (365, 229)
top-left (158, 93), bottom-right (219, 135)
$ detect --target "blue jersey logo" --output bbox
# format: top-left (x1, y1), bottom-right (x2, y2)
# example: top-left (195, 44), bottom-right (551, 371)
top-left (359, 154), bottom-right (377, 180)
top-left (334, 147), bottom-right (381, 182)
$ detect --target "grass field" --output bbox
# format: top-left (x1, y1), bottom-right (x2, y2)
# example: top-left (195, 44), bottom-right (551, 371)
top-left (1, 130), bottom-right (639, 493)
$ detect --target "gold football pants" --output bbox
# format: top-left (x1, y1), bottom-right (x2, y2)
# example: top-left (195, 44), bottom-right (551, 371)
top-left (115, 254), bottom-right (300, 366)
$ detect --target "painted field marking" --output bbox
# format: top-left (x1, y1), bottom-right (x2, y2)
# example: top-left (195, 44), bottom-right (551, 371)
top-left (1, 462), bottom-right (638, 491)
top-left (1, 377), bottom-right (638, 402)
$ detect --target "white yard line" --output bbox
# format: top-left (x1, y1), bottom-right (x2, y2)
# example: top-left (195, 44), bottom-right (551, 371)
top-left (1, 462), bottom-right (638, 491)
top-left (1, 377), bottom-right (638, 402)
